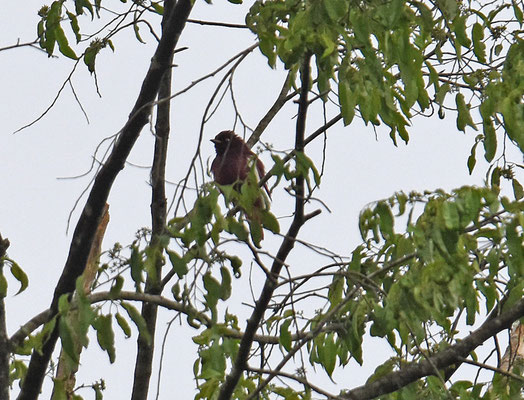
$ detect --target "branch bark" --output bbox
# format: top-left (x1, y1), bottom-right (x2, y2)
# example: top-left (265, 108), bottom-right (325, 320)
top-left (131, 1), bottom-right (175, 396)
top-left (342, 298), bottom-right (524, 400)
top-left (0, 234), bottom-right (11, 400)
top-left (217, 54), bottom-right (312, 400)
top-left (54, 205), bottom-right (110, 398)
top-left (16, 1), bottom-right (193, 398)
top-left (246, 71), bottom-right (293, 149)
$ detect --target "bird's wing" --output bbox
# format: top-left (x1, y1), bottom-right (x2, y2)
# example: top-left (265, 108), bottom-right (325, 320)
top-left (210, 155), bottom-right (220, 177)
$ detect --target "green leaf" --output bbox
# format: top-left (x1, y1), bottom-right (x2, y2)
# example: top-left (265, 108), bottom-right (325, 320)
top-left (471, 23), bottom-right (486, 63)
top-left (456, 93), bottom-right (477, 132)
top-left (0, 273), bottom-right (7, 298)
top-left (129, 246), bottom-right (143, 290)
top-left (58, 316), bottom-right (79, 364)
top-left (151, 2), bottom-right (164, 14)
top-left (58, 293), bottom-right (71, 315)
top-left (219, 267), bottom-right (231, 301)
top-left (435, 83), bottom-right (450, 106)
top-left (83, 44), bottom-right (98, 73)
top-left (512, 179), bottom-right (524, 200)
top-left (465, 286), bottom-right (478, 325)
top-left (436, 0), bottom-right (458, 19)
top-left (9, 260), bottom-right (28, 295)
top-left (513, 0), bottom-right (523, 24)
top-left (226, 217), bottom-right (249, 241)
top-left (227, 255), bottom-right (242, 277)
top-left (339, 80), bottom-right (356, 125)
top-left (261, 211), bottom-right (280, 234)
top-left (92, 314), bottom-right (116, 363)
top-left (322, 333), bottom-right (337, 377)
top-left (167, 250), bottom-right (188, 279)
top-left (75, 0), bottom-right (94, 17)
top-left (482, 120), bottom-right (497, 162)
top-left (279, 319), bottom-right (292, 351)
top-left (477, 280), bottom-right (497, 313)
top-left (453, 15), bottom-right (471, 48)
top-left (55, 25), bottom-right (77, 59)
top-left (295, 152), bottom-right (321, 186)
top-left (505, 218), bottom-right (524, 271)
top-left (115, 312), bottom-right (132, 338)
top-left (35, 316), bottom-right (58, 355)
top-left (121, 302), bottom-right (151, 344)
top-left (248, 219), bottom-right (263, 248)
top-left (109, 275), bottom-right (124, 298)
top-left (376, 202), bottom-right (394, 238)
top-left (203, 272), bottom-right (221, 321)
top-left (442, 202), bottom-right (460, 230)
top-left (66, 12), bottom-right (81, 43)
top-left (328, 276), bottom-right (343, 308)
top-left (133, 23), bottom-right (146, 44)
top-left (323, 0), bottom-right (348, 21)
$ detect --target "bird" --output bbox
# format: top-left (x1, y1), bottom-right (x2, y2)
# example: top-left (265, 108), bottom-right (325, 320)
top-left (210, 130), bottom-right (270, 243)
top-left (210, 130), bottom-right (270, 199)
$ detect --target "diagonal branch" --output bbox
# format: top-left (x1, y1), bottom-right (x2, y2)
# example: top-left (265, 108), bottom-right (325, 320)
top-left (342, 298), bottom-right (524, 400)
top-left (16, 1), bottom-right (194, 398)
top-left (217, 54), bottom-right (312, 400)
top-left (246, 71), bottom-right (294, 148)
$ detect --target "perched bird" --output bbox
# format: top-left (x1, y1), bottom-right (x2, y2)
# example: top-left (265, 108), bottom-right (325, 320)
top-left (211, 130), bottom-right (270, 244)
top-left (210, 130), bottom-right (270, 199)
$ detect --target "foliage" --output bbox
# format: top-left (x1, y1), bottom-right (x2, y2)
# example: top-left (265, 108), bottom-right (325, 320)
top-left (1, 0), bottom-right (524, 400)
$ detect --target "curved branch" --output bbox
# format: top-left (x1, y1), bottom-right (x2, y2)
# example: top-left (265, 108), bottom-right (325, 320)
top-left (9, 291), bottom-right (210, 353)
top-left (342, 298), bottom-right (524, 400)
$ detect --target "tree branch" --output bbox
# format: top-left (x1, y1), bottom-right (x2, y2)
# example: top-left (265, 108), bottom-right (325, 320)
top-left (246, 71), bottom-right (294, 148)
top-left (342, 298), bottom-right (524, 400)
top-left (217, 54), bottom-right (312, 400)
top-left (0, 234), bottom-right (11, 400)
top-left (17, 1), bottom-right (194, 398)
top-left (247, 366), bottom-right (338, 399)
top-left (131, 1), bottom-right (175, 396)
top-left (8, 291), bottom-right (211, 351)
top-left (54, 205), bottom-right (110, 398)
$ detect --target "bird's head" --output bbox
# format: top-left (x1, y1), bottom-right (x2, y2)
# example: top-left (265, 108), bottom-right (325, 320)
top-left (211, 130), bottom-right (246, 156)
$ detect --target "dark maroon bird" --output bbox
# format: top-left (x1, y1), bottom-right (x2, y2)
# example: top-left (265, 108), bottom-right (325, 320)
top-left (210, 130), bottom-right (270, 199)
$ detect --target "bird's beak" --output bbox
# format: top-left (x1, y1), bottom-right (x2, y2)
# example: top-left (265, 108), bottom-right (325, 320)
top-left (210, 138), bottom-right (220, 144)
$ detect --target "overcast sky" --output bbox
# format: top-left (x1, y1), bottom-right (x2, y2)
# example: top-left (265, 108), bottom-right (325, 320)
top-left (1, 1), bottom-right (521, 398)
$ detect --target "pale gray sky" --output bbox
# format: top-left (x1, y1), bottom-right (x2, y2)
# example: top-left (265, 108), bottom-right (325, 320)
top-left (1, 1), bottom-right (520, 398)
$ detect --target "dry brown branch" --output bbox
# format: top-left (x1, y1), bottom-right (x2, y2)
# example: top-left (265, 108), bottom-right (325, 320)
top-left (54, 205), bottom-right (110, 398)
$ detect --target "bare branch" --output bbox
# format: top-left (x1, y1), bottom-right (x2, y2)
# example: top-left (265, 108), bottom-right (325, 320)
top-left (131, 2), bottom-right (176, 396)
top-left (246, 71), bottom-right (294, 148)
top-left (187, 19), bottom-right (248, 29)
top-left (0, 39), bottom-right (40, 53)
